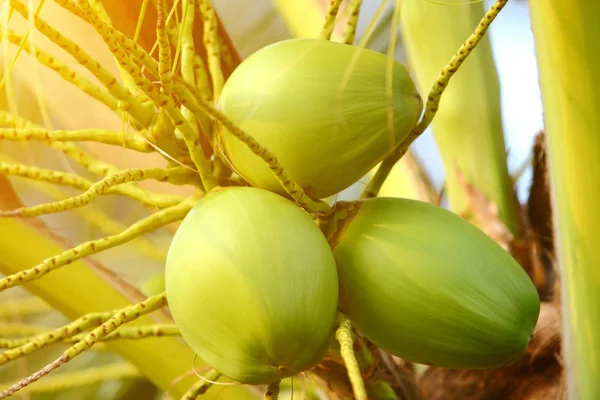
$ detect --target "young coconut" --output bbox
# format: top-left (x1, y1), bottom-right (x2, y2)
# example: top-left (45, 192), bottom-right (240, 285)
top-left (165, 187), bottom-right (339, 385)
top-left (331, 197), bottom-right (541, 369)
top-left (217, 38), bottom-right (423, 200)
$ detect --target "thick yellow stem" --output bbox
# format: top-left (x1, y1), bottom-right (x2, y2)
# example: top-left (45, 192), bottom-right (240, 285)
top-left (529, 2), bottom-right (600, 398)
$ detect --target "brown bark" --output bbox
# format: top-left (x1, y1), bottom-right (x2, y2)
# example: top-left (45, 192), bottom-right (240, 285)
top-left (526, 132), bottom-right (558, 301)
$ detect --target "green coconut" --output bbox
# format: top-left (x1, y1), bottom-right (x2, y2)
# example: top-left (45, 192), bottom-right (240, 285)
top-left (165, 187), bottom-right (339, 384)
top-left (218, 38), bottom-right (423, 199)
top-left (332, 197), bottom-right (540, 369)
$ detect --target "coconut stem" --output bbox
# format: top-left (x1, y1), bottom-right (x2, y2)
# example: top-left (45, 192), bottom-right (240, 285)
top-left (336, 315), bottom-right (367, 400)
top-left (264, 380), bottom-right (280, 400)
top-left (0, 324), bottom-right (180, 350)
top-left (0, 311), bottom-right (113, 362)
top-left (342, 0), bottom-right (363, 45)
top-left (0, 195), bottom-right (196, 293)
top-left (0, 293), bottom-right (169, 398)
top-left (0, 363), bottom-right (141, 395)
top-left (0, 167), bottom-right (192, 218)
top-left (182, 369), bottom-right (221, 399)
top-left (320, 0), bottom-right (344, 40)
top-left (398, 0), bottom-right (519, 236)
top-left (409, 0), bottom-right (508, 139)
top-left (363, 0), bottom-right (508, 200)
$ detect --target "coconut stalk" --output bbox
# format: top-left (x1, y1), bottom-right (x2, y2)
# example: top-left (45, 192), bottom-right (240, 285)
top-left (399, 0), bottom-right (520, 237)
top-left (528, 2), bottom-right (600, 399)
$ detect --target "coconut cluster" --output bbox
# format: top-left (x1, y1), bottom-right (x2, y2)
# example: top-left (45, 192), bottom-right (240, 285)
top-left (165, 38), bottom-right (541, 386)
